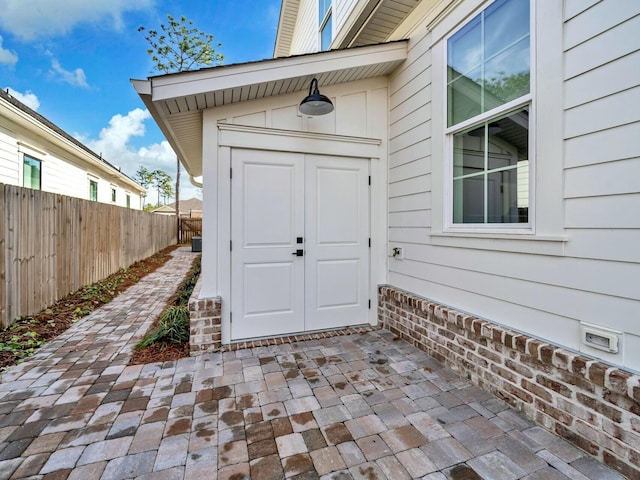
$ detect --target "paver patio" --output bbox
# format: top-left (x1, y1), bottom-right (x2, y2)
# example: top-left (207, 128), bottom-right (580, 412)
top-left (0, 247), bottom-right (626, 479)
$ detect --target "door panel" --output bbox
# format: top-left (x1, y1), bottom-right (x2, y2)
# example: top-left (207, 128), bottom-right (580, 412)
top-left (305, 155), bottom-right (370, 330)
top-left (231, 149), bottom-right (304, 339)
top-left (231, 149), bottom-right (370, 340)
top-left (316, 259), bottom-right (360, 308)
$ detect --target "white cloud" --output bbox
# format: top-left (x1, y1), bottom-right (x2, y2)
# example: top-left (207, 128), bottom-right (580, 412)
top-left (0, 0), bottom-right (153, 40)
top-left (0, 35), bottom-right (18, 67)
top-left (5, 87), bottom-right (40, 111)
top-left (78, 108), bottom-right (201, 203)
top-left (49, 59), bottom-right (89, 88)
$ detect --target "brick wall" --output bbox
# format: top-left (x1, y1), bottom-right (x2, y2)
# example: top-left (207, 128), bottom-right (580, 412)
top-left (378, 285), bottom-right (640, 479)
top-left (188, 277), bottom-right (221, 356)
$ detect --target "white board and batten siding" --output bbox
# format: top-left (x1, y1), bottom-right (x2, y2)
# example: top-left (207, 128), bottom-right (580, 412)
top-left (199, 78), bottom-right (389, 344)
top-left (387, 0), bottom-right (640, 371)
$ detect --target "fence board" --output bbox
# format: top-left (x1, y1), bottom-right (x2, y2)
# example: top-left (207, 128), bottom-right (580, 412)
top-left (0, 184), bottom-right (177, 327)
top-left (179, 218), bottom-right (202, 244)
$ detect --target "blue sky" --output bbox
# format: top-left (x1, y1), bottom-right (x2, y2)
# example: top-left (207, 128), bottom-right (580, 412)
top-left (0, 0), bottom-right (282, 201)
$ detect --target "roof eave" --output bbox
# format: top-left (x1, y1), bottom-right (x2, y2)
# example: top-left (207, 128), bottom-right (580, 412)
top-left (134, 41), bottom-right (408, 178)
top-left (131, 79), bottom-right (195, 176)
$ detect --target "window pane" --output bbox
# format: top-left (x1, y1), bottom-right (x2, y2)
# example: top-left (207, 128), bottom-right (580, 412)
top-left (321, 13), bottom-right (332, 51)
top-left (23, 156), bottom-right (41, 190)
top-left (487, 169), bottom-right (518, 223)
top-left (453, 176), bottom-right (485, 224)
top-left (452, 106), bottom-right (529, 224)
top-left (319, 0), bottom-right (331, 20)
top-left (484, 0), bottom-right (530, 60)
top-left (453, 130), bottom-right (485, 177)
top-left (447, 16), bottom-right (481, 78)
top-left (447, 0), bottom-right (529, 126)
top-left (448, 66), bottom-right (482, 126)
top-left (484, 38), bottom-right (530, 107)
top-left (89, 180), bottom-right (98, 201)
top-left (126, 195), bottom-right (131, 208)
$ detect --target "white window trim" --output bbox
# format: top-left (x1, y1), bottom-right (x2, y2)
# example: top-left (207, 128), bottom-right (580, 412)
top-left (21, 152), bottom-right (43, 190)
top-left (442, 0), bottom-right (536, 235)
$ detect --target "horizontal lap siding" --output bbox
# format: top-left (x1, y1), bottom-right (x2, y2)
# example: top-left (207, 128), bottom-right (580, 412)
top-left (386, 0), bottom-right (640, 370)
top-left (563, 1), bottom-right (640, 275)
top-left (388, 28), bottom-right (432, 253)
top-left (0, 130), bottom-right (19, 185)
top-left (291, 0), bottom-right (318, 54)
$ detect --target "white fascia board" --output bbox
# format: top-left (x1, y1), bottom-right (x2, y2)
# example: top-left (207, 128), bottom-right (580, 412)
top-left (149, 42), bottom-right (408, 101)
top-left (1, 98), bottom-right (145, 193)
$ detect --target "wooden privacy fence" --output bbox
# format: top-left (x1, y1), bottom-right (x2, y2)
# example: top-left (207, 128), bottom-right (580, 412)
top-left (0, 184), bottom-right (177, 328)
top-left (179, 217), bottom-right (202, 244)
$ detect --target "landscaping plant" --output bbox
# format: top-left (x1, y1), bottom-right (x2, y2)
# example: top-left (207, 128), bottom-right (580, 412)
top-left (133, 255), bottom-right (201, 362)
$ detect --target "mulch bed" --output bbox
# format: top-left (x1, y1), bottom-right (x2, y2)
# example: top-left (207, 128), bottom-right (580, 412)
top-left (129, 254), bottom-right (201, 365)
top-left (130, 342), bottom-right (189, 364)
top-left (0, 245), bottom-right (179, 370)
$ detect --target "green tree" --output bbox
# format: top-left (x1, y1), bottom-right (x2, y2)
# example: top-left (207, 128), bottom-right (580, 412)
top-left (135, 165), bottom-right (154, 208)
top-left (151, 169), bottom-right (174, 205)
top-left (138, 14), bottom-right (223, 74)
top-left (153, 170), bottom-right (175, 205)
top-left (139, 15), bottom-right (221, 225)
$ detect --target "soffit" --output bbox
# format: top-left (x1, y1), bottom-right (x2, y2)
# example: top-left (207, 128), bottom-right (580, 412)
top-left (338, 0), bottom-right (422, 48)
top-left (133, 41), bottom-right (408, 178)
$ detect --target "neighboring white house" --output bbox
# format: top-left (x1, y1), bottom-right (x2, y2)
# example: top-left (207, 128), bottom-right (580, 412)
top-left (134, 1), bottom-right (639, 475)
top-left (0, 89), bottom-right (145, 208)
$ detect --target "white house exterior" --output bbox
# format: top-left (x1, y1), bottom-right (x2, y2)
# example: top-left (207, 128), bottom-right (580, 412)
top-left (134, 1), bottom-right (640, 475)
top-left (0, 89), bottom-right (145, 208)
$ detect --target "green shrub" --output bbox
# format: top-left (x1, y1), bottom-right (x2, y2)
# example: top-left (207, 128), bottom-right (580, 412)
top-left (137, 306), bottom-right (190, 349)
top-left (136, 254), bottom-right (201, 351)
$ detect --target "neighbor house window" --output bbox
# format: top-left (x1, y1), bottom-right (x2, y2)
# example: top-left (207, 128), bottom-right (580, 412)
top-left (23, 155), bottom-right (41, 190)
top-left (89, 179), bottom-right (98, 201)
top-left (320, 0), bottom-right (332, 51)
top-left (126, 194), bottom-right (131, 208)
top-left (446, 0), bottom-right (531, 226)
top-left (111, 187), bottom-right (117, 202)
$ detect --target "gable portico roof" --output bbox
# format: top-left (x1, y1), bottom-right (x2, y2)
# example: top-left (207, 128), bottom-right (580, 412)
top-left (132, 40), bottom-right (408, 178)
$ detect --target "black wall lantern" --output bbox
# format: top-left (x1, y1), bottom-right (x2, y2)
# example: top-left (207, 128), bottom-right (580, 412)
top-left (299, 78), bottom-right (334, 116)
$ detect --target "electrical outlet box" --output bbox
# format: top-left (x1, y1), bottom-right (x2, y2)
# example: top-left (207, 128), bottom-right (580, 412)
top-left (581, 325), bottom-right (619, 354)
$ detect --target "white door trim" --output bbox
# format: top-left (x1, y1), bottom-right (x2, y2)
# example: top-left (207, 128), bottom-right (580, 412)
top-left (219, 124), bottom-right (381, 158)
top-left (217, 124), bottom-right (384, 346)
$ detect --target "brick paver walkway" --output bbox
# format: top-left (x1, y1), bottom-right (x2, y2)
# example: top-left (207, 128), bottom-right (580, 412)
top-left (0, 247), bottom-right (625, 479)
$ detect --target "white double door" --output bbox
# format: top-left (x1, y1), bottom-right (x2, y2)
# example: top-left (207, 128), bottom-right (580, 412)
top-left (231, 148), bottom-right (370, 340)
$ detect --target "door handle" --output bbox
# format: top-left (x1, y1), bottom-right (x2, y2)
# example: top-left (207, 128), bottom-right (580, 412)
top-left (292, 249), bottom-right (304, 257)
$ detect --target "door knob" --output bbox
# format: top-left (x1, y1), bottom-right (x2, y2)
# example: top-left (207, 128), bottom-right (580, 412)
top-left (292, 249), bottom-right (304, 256)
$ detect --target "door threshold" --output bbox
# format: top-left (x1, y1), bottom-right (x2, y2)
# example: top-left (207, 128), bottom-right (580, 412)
top-left (224, 324), bottom-right (379, 352)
